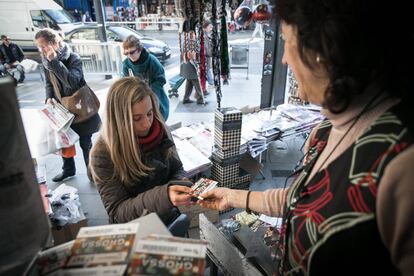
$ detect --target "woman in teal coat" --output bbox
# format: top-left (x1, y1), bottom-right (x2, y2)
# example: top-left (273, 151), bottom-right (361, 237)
top-left (122, 35), bottom-right (169, 121)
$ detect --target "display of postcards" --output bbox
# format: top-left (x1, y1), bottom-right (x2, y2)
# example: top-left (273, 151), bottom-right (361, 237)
top-left (191, 178), bottom-right (218, 200)
top-left (36, 241), bottom-right (74, 275)
top-left (214, 107), bottom-right (242, 122)
top-left (65, 223), bottom-right (139, 269)
top-left (127, 235), bottom-right (208, 276)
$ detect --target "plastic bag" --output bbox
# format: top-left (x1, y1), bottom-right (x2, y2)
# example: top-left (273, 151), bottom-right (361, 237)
top-left (48, 184), bottom-right (86, 226)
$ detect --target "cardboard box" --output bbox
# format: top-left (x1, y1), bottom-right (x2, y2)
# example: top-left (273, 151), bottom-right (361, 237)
top-left (51, 219), bottom-right (87, 246)
top-left (179, 205), bottom-right (219, 229)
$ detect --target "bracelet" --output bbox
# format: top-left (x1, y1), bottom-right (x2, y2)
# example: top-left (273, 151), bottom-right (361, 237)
top-left (246, 191), bottom-right (252, 214)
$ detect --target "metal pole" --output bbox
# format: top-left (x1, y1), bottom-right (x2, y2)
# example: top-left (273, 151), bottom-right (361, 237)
top-left (93, 0), bottom-right (112, 79)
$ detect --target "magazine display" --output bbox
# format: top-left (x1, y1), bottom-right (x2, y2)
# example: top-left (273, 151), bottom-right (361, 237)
top-left (39, 99), bottom-right (74, 132)
top-left (191, 178), bottom-right (218, 200)
top-left (127, 235), bottom-right (208, 276)
top-left (65, 223), bottom-right (139, 274)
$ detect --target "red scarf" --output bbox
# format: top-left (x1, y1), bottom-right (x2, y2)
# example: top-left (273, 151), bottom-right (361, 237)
top-left (138, 119), bottom-right (164, 152)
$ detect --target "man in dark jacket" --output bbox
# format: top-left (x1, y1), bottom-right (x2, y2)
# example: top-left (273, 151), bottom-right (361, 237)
top-left (35, 28), bottom-right (101, 182)
top-left (0, 35), bottom-right (25, 83)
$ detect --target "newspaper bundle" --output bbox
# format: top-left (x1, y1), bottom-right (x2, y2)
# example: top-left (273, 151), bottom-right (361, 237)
top-left (127, 235), bottom-right (208, 276)
top-left (63, 223), bottom-right (139, 275)
top-left (39, 100), bottom-right (74, 132)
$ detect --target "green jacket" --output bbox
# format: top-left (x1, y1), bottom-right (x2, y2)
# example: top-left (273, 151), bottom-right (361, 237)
top-left (122, 49), bottom-right (169, 121)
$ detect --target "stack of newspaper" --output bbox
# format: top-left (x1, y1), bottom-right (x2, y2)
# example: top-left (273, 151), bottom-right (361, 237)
top-left (36, 223), bottom-right (140, 275)
top-left (127, 235), bottom-right (208, 276)
top-left (38, 100), bottom-right (79, 155)
top-left (39, 100), bottom-right (74, 132)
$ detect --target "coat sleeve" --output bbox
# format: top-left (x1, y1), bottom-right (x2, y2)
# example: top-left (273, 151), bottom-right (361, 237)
top-left (168, 145), bottom-right (186, 180)
top-left (377, 145), bottom-right (414, 276)
top-left (121, 60), bottom-right (129, 77)
top-left (148, 56), bottom-right (167, 91)
top-left (44, 66), bottom-right (54, 101)
top-left (47, 54), bottom-right (84, 96)
top-left (90, 141), bottom-right (175, 224)
top-left (16, 44), bottom-right (24, 62)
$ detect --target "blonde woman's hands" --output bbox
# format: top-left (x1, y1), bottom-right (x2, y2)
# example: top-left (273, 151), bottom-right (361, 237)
top-left (168, 185), bottom-right (193, 207)
top-left (197, 187), bottom-right (232, 211)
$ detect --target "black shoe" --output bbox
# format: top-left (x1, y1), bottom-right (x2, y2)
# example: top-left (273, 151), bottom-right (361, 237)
top-left (183, 99), bottom-right (194, 104)
top-left (197, 100), bottom-right (208, 105)
top-left (203, 91), bottom-right (210, 96)
top-left (52, 171), bottom-right (75, 182)
top-left (223, 79), bottom-right (229, 85)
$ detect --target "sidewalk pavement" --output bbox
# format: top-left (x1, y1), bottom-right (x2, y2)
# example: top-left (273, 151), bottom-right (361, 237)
top-left (21, 39), bottom-right (264, 227)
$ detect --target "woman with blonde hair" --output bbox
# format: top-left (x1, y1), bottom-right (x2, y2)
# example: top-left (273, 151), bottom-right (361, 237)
top-left (90, 77), bottom-right (192, 227)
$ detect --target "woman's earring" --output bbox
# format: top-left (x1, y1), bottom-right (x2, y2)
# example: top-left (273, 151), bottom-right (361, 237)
top-left (316, 55), bottom-right (321, 63)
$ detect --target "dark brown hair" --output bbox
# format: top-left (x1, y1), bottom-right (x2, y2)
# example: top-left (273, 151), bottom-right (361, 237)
top-left (275, 0), bottom-right (414, 113)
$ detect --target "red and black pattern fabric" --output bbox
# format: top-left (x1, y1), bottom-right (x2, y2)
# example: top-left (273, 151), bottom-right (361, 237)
top-left (274, 103), bottom-right (413, 275)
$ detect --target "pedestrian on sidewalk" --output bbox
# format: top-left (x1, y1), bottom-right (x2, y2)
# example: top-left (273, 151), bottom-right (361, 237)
top-left (202, 20), bottom-right (214, 93)
top-left (35, 28), bottom-right (101, 182)
top-left (180, 50), bottom-right (206, 105)
top-left (89, 77), bottom-right (193, 227)
top-left (0, 35), bottom-right (25, 83)
top-left (122, 35), bottom-right (170, 121)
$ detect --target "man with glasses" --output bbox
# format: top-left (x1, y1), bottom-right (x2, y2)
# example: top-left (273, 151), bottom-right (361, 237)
top-left (122, 35), bottom-right (170, 121)
top-left (0, 35), bottom-right (25, 83)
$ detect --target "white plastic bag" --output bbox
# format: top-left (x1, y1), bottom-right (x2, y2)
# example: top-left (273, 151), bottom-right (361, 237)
top-left (48, 184), bottom-right (86, 226)
top-left (20, 58), bottom-right (39, 73)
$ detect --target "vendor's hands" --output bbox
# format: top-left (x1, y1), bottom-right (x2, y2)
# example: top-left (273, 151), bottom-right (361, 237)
top-left (197, 187), bottom-right (232, 211)
top-left (168, 185), bottom-right (193, 207)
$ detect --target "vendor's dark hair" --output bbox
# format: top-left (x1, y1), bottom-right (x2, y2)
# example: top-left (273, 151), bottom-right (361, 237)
top-left (275, 0), bottom-right (414, 113)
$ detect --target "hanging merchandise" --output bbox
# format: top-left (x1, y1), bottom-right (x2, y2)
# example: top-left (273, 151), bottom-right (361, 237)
top-left (252, 0), bottom-right (272, 24)
top-left (183, 0), bottom-right (196, 32)
top-left (199, 0), bottom-right (207, 92)
top-left (211, 0), bottom-right (222, 108)
top-left (234, 0), bottom-right (253, 28)
top-left (220, 0), bottom-right (230, 85)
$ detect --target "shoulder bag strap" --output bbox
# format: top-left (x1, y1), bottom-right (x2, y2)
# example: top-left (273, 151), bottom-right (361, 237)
top-left (48, 72), bottom-right (63, 102)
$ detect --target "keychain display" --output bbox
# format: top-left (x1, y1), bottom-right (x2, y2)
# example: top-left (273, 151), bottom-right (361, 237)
top-left (211, 0), bottom-right (223, 108)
